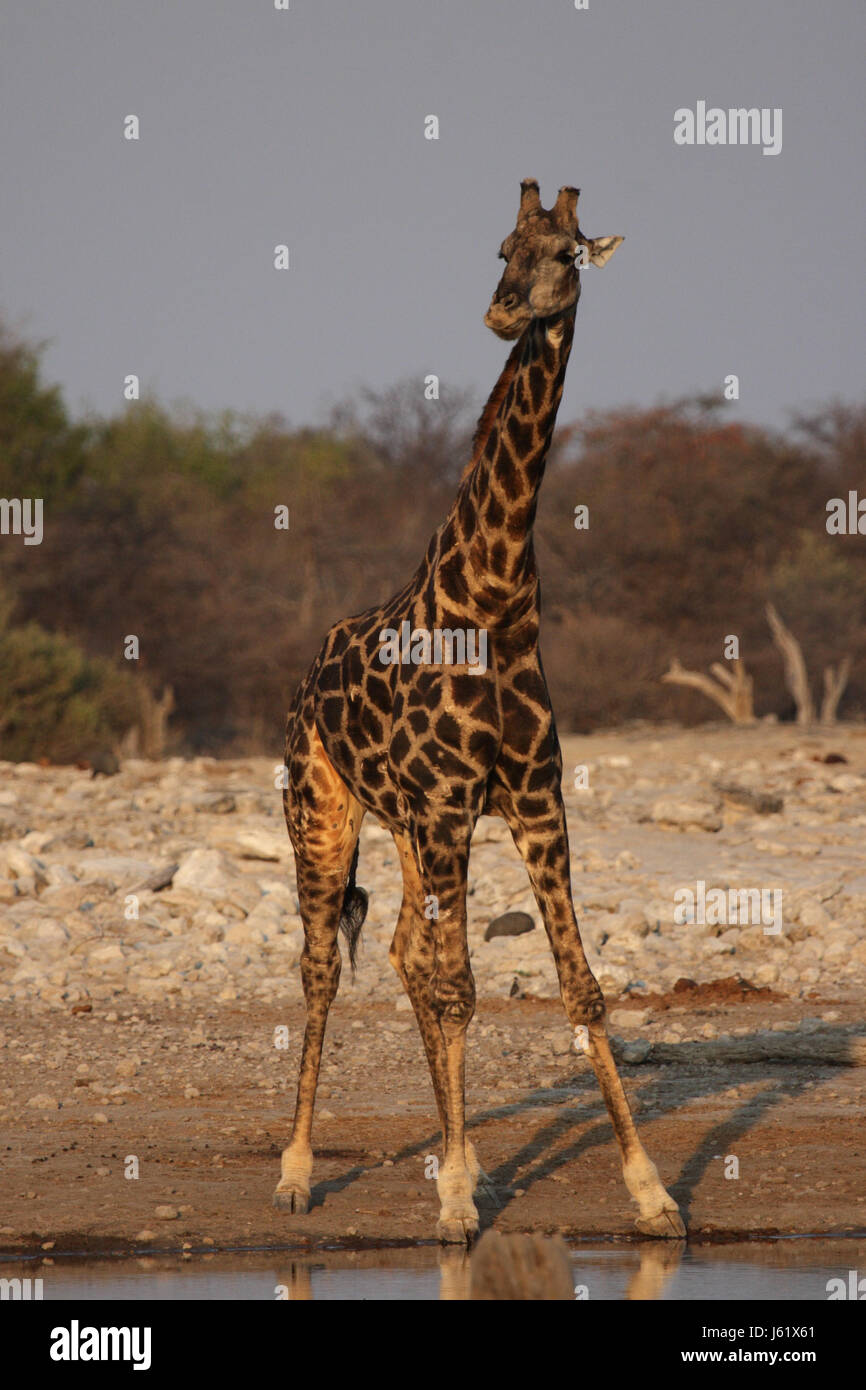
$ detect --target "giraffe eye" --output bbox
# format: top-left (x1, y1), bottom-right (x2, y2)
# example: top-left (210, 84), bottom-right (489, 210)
top-left (556, 250), bottom-right (575, 264)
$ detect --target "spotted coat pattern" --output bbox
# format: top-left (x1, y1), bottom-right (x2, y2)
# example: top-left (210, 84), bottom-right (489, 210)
top-left (273, 184), bottom-right (685, 1245)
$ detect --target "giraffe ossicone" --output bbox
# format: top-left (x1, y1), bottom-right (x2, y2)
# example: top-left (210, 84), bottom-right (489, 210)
top-left (273, 180), bottom-right (683, 1246)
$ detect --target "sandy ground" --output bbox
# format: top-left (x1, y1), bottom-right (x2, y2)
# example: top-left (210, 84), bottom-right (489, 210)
top-left (1, 723), bottom-right (865, 1255)
top-left (1, 991), bottom-right (864, 1256)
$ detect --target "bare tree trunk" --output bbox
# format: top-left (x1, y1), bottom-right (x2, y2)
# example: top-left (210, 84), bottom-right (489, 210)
top-left (821, 656), bottom-right (851, 725)
top-left (143, 684), bottom-right (175, 758)
top-left (662, 657), bottom-right (755, 724)
top-left (765, 603), bottom-right (815, 726)
top-left (117, 684), bottom-right (175, 760)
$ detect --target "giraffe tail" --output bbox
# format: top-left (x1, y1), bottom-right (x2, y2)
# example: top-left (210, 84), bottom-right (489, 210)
top-left (340, 841), bottom-right (368, 973)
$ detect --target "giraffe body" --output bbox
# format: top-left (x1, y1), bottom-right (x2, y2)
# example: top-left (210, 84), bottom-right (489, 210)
top-left (274, 182), bottom-right (684, 1244)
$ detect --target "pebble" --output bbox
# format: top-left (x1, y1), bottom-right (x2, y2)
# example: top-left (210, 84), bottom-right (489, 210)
top-left (650, 799), bottom-right (722, 832)
top-left (27, 1094), bottom-right (59, 1109)
top-left (485, 911), bottom-right (535, 941)
top-left (608, 1008), bottom-right (649, 1030)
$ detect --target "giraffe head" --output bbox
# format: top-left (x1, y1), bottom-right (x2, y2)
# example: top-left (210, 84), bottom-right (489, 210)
top-left (484, 180), bottom-right (624, 340)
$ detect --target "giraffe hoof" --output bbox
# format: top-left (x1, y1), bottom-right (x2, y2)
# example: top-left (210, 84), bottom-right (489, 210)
top-left (635, 1206), bottom-right (686, 1239)
top-left (273, 1184), bottom-right (310, 1215)
top-left (436, 1215), bottom-right (480, 1246)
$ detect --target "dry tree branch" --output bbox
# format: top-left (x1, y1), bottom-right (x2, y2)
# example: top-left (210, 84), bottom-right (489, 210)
top-left (765, 603), bottom-right (815, 726)
top-left (821, 656), bottom-right (852, 726)
top-left (662, 657), bottom-right (755, 724)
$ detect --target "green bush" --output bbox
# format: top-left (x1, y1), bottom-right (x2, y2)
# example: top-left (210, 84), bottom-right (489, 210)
top-left (0, 597), bottom-right (140, 763)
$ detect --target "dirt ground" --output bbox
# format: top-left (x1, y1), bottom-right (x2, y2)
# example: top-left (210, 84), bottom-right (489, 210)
top-left (1, 988), bottom-right (864, 1257)
top-left (2, 723), bottom-right (865, 1258)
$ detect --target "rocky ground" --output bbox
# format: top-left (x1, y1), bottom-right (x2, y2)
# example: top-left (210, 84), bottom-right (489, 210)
top-left (1, 722), bottom-right (865, 1253)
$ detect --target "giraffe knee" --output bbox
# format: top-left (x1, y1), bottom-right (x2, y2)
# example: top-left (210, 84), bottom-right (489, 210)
top-left (430, 975), bottom-right (476, 1033)
top-left (565, 980), bottom-right (606, 1026)
top-left (299, 945), bottom-right (341, 1002)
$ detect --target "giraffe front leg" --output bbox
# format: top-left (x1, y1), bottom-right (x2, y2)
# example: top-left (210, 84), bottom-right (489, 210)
top-left (579, 1022), bottom-right (685, 1237)
top-left (507, 801), bottom-right (685, 1239)
top-left (434, 1009), bottom-right (479, 1246)
top-left (431, 934), bottom-right (480, 1243)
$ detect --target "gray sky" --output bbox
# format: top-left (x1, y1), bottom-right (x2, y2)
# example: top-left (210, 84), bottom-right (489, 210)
top-left (2, 0), bottom-right (863, 433)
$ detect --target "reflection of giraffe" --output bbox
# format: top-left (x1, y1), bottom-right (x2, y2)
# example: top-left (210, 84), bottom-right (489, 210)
top-left (625, 1242), bottom-right (686, 1300)
top-left (274, 181), bottom-right (684, 1244)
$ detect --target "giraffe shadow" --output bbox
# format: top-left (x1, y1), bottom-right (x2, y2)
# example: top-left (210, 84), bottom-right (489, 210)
top-left (306, 1164), bottom-right (370, 1210)
top-left (313, 1024), bottom-right (863, 1233)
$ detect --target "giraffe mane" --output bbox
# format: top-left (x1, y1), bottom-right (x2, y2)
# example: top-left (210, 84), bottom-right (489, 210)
top-left (460, 331), bottom-right (527, 484)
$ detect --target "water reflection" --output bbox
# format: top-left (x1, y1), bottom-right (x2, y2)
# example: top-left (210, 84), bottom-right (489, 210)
top-left (1, 1236), bottom-right (862, 1301)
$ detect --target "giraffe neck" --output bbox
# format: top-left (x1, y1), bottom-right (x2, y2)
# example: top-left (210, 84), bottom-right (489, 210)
top-left (439, 308), bottom-right (576, 625)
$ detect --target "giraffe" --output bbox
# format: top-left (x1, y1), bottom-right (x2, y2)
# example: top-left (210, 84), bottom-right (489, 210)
top-left (273, 180), bottom-right (685, 1245)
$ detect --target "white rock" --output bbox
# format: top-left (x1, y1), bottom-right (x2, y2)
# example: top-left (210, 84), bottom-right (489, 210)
top-left (2, 847), bottom-right (47, 883)
top-left (35, 921), bottom-right (70, 944)
top-left (752, 961), bottom-right (780, 985)
top-left (650, 799), bottom-right (722, 832)
top-left (605, 911), bottom-right (646, 940)
top-left (829, 774), bottom-right (864, 794)
top-left (236, 830), bottom-right (287, 861)
top-left (27, 1094), bottom-right (59, 1109)
top-left (608, 1008), bottom-right (649, 1030)
top-left (799, 899), bottom-right (831, 931)
top-left (76, 854), bottom-right (162, 888)
top-left (44, 864), bottom-right (77, 886)
top-left (597, 964), bottom-right (630, 996)
top-left (173, 849), bottom-right (238, 897)
top-left (243, 898), bottom-right (287, 932)
top-left (224, 921), bottom-right (268, 946)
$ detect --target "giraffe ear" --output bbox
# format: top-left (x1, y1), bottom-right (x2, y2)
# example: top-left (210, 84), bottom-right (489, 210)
top-left (583, 234), bottom-right (624, 268)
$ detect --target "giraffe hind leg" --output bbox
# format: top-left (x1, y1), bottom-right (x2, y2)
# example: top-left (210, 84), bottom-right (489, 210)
top-left (389, 831), bottom-right (495, 1235)
top-left (274, 724), bottom-right (365, 1214)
